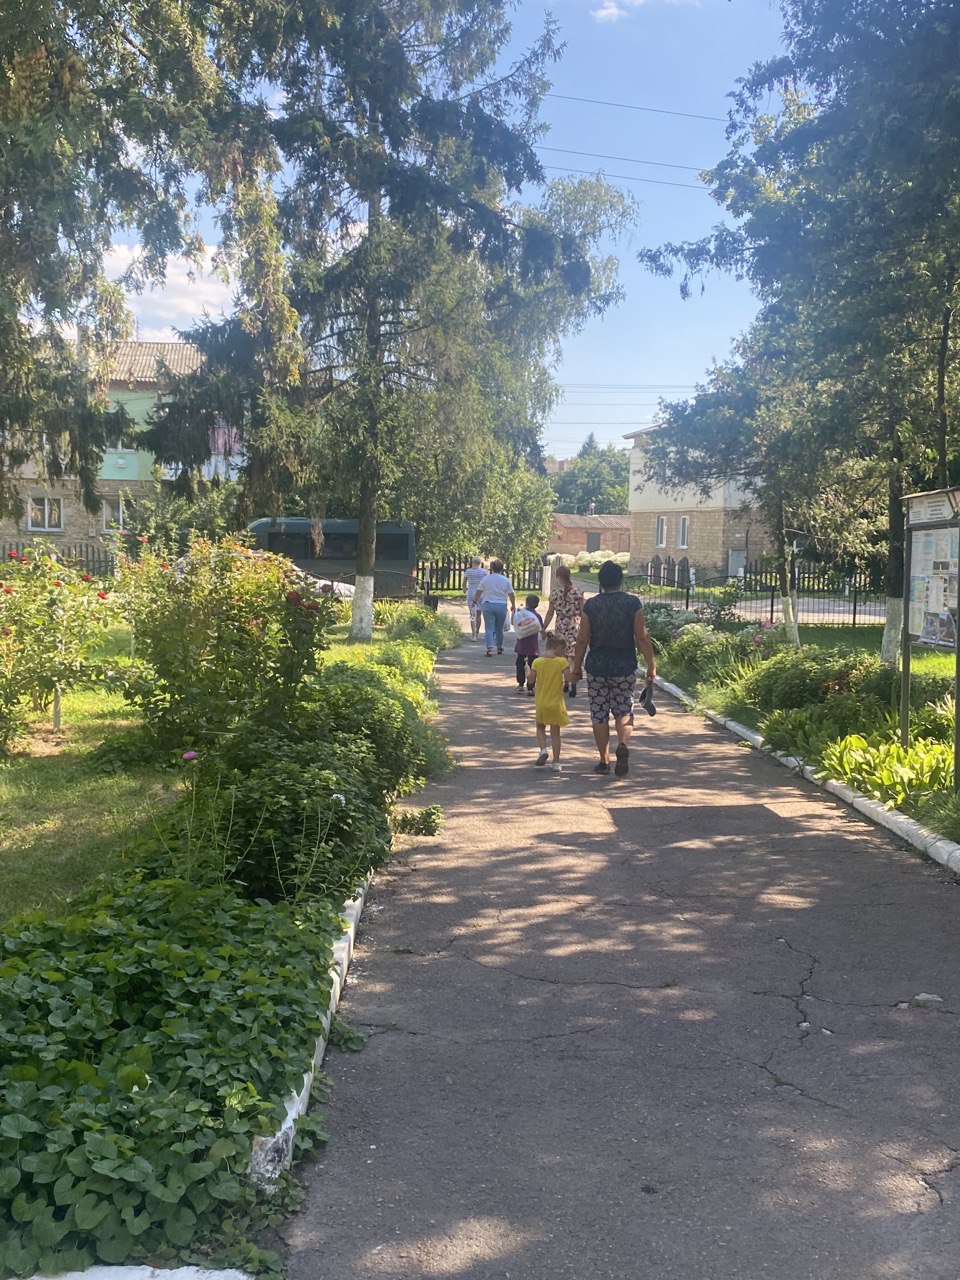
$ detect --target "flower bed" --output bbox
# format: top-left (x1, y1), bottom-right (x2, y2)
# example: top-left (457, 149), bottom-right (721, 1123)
top-left (0, 539), bottom-right (460, 1278)
top-left (646, 606), bottom-right (959, 840)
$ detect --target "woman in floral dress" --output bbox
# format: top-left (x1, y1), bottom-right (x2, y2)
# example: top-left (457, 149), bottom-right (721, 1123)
top-left (541, 563), bottom-right (584, 696)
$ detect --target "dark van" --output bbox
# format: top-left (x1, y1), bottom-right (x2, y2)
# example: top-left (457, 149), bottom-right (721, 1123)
top-left (247, 518), bottom-right (418, 597)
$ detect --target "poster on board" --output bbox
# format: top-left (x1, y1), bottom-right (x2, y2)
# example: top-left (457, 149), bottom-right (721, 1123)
top-left (907, 524), bottom-right (960, 650)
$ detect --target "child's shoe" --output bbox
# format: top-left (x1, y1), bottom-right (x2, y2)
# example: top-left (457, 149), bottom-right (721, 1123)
top-left (526, 685), bottom-right (535, 696)
top-left (535, 749), bottom-right (549, 766)
top-left (550, 761), bottom-right (562, 772)
top-left (516, 683), bottom-right (526, 693)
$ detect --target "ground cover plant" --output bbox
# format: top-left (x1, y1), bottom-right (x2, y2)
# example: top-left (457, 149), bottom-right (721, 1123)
top-left (0, 544), bottom-right (460, 1278)
top-left (649, 610), bottom-right (960, 837)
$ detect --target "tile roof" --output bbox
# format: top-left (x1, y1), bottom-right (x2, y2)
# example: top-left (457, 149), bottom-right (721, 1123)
top-left (107, 341), bottom-right (203, 386)
top-left (551, 513), bottom-right (631, 529)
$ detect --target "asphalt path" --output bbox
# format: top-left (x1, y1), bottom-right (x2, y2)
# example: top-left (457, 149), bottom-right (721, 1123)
top-left (286, 605), bottom-right (960, 1280)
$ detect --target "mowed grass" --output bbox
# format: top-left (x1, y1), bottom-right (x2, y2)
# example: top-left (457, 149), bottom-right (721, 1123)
top-left (0, 627), bottom-right (174, 922)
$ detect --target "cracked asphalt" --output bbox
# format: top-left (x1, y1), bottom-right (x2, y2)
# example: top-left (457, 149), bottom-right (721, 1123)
top-left (286, 607), bottom-right (960, 1279)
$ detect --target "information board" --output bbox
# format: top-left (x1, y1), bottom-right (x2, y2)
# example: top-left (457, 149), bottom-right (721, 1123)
top-left (907, 525), bottom-right (959, 650)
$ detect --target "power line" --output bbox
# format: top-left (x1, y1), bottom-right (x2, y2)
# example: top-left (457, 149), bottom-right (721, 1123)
top-left (545, 92), bottom-right (726, 124)
top-left (559, 382), bottom-right (695, 390)
top-left (537, 145), bottom-right (705, 174)
top-left (543, 164), bottom-right (705, 191)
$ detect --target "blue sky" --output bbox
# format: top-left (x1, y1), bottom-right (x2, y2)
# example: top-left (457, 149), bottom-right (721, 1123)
top-left (117, 0), bottom-right (786, 458)
top-left (513, 0), bottom-right (786, 456)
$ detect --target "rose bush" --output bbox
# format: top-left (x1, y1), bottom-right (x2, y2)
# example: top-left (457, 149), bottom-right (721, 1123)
top-left (115, 539), bottom-right (335, 750)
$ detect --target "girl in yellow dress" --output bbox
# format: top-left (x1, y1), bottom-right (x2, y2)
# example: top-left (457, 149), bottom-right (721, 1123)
top-left (528, 632), bottom-right (571, 772)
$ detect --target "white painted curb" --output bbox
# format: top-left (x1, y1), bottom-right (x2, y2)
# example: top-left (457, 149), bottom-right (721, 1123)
top-left (27, 876), bottom-right (372, 1280)
top-left (651, 674), bottom-right (960, 876)
top-left (249, 874), bottom-right (371, 1184)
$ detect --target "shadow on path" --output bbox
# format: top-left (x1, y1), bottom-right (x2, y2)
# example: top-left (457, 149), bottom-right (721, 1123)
top-left (287, 605), bottom-right (960, 1280)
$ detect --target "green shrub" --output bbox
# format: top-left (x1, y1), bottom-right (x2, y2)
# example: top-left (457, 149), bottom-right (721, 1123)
top-left (857, 665), bottom-right (955, 709)
top-left (299, 659), bottom-right (448, 796)
top-left (819, 733), bottom-right (954, 809)
top-left (117, 539), bottom-right (335, 749)
top-left (733, 646), bottom-right (883, 714)
top-left (384, 604), bottom-right (461, 650)
top-left (153, 737), bottom-right (390, 904)
top-left (368, 640), bottom-right (437, 687)
top-left (915, 790), bottom-right (960, 843)
top-left (373, 599), bottom-right (405, 628)
top-left (0, 876), bottom-right (336, 1277)
top-left (760, 693), bottom-right (894, 763)
top-left (910, 694), bottom-right (956, 742)
top-left (392, 803), bottom-right (444, 836)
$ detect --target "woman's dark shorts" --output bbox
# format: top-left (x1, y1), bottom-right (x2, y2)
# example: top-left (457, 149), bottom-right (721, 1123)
top-left (587, 674), bottom-right (636, 724)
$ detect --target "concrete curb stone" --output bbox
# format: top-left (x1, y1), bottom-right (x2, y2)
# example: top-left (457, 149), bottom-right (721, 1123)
top-left (651, 674), bottom-right (960, 877)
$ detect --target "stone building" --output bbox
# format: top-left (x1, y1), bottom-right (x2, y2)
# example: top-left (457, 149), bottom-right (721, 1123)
top-left (0, 342), bottom-right (203, 544)
top-left (627, 430), bottom-right (769, 581)
top-left (549, 513), bottom-right (631, 558)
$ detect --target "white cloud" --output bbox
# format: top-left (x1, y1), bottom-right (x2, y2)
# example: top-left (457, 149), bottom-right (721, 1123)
top-left (591, 0), bottom-right (627, 18)
top-left (589, 0), bottom-right (699, 19)
top-left (105, 244), bottom-right (236, 337)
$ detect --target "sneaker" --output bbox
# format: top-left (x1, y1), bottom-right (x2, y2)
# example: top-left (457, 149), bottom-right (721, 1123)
top-left (569, 684), bottom-right (577, 698)
top-left (486, 648), bottom-right (493, 656)
top-left (550, 761), bottom-right (562, 772)
top-left (563, 682), bottom-right (569, 694)
top-left (497, 647), bottom-right (503, 654)
top-left (614, 744), bottom-right (630, 777)
top-left (527, 686), bottom-right (535, 696)
top-left (516, 684), bottom-right (526, 694)
top-left (535, 749), bottom-right (549, 767)
top-left (593, 761), bottom-right (610, 775)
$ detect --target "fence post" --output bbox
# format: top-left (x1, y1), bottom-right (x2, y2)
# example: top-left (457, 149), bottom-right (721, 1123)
top-left (851, 578), bottom-right (859, 628)
top-left (770, 586), bottom-right (776, 626)
top-left (684, 582), bottom-right (690, 610)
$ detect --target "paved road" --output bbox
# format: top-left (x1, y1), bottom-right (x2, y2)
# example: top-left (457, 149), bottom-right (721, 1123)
top-left (287, 607), bottom-right (960, 1280)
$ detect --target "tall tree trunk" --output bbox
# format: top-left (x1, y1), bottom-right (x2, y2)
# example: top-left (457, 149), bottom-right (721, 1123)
top-left (881, 441), bottom-right (905, 664)
top-left (934, 264), bottom-right (956, 489)
top-left (350, 157), bottom-right (383, 643)
top-left (350, 466), bottom-right (378, 640)
top-left (773, 496), bottom-right (800, 648)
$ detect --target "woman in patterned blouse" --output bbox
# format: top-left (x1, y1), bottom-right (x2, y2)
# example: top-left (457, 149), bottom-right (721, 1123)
top-left (541, 563), bottom-right (584, 697)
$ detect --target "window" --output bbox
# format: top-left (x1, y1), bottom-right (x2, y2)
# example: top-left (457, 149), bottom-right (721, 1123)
top-left (678, 516), bottom-right (689, 548)
top-left (655, 515), bottom-right (666, 547)
top-left (586, 531), bottom-right (601, 553)
top-left (102, 496), bottom-right (128, 531)
top-left (28, 497), bottom-right (63, 532)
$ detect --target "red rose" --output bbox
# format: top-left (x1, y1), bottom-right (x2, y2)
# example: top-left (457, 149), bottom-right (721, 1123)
top-left (1, 627), bottom-right (10, 636)
top-left (96, 590), bottom-right (108, 600)
top-left (285, 590), bottom-right (302, 606)
top-left (3, 587), bottom-right (12, 595)
top-left (52, 580), bottom-right (62, 587)
top-left (305, 600), bottom-right (319, 611)
top-left (6, 551), bottom-right (16, 559)
top-left (81, 573), bottom-right (92, 582)
top-left (138, 535), bottom-right (149, 543)
top-left (161, 563), bottom-right (170, 569)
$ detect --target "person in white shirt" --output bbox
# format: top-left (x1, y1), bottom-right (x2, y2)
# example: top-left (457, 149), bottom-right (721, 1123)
top-left (471, 559), bottom-right (516, 655)
top-left (463, 557), bottom-right (486, 642)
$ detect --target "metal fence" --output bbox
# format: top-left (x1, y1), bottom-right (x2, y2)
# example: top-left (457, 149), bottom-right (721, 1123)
top-left (623, 559), bottom-right (886, 627)
top-left (418, 555), bottom-right (544, 594)
top-left (0, 540), bottom-right (116, 578)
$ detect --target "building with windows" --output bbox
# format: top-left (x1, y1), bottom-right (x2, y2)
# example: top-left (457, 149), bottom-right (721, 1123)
top-left (549, 512), bottom-right (631, 558)
top-left (626, 429), bottom-right (769, 581)
top-left (0, 342), bottom-right (205, 543)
